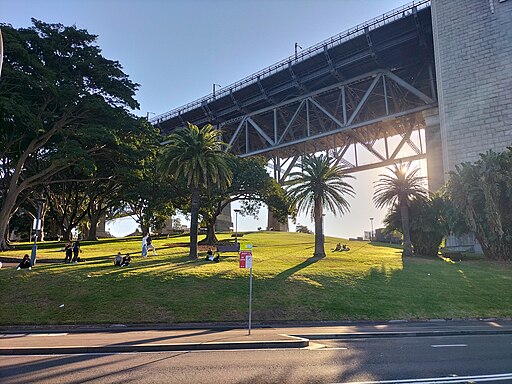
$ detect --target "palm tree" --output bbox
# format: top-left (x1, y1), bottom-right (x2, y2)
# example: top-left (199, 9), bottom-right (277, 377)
top-left (159, 123), bottom-right (233, 259)
top-left (373, 162), bottom-right (428, 257)
top-left (286, 154), bottom-right (355, 257)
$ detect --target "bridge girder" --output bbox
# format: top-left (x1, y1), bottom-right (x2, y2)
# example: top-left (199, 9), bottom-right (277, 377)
top-left (224, 67), bottom-right (434, 170)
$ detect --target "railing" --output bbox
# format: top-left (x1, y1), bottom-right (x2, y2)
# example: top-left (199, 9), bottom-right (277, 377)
top-left (151, 0), bottom-right (431, 124)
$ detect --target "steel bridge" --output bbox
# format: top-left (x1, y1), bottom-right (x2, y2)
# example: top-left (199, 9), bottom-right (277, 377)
top-left (152, 0), bottom-right (436, 180)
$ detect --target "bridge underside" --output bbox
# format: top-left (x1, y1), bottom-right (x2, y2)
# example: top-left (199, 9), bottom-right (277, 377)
top-left (155, 2), bottom-right (436, 174)
top-left (227, 66), bottom-right (435, 176)
top-left (153, 1), bottom-right (438, 232)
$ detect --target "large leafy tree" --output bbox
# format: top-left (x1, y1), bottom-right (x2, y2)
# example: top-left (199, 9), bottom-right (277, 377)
top-left (0, 20), bottom-right (140, 250)
top-left (159, 123), bottom-right (233, 259)
top-left (286, 154), bottom-right (355, 258)
top-left (445, 149), bottom-right (512, 260)
top-left (198, 156), bottom-right (291, 245)
top-left (373, 162), bottom-right (428, 257)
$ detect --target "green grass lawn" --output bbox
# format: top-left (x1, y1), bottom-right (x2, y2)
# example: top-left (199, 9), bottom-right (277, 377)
top-left (1, 232), bottom-right (511, 325)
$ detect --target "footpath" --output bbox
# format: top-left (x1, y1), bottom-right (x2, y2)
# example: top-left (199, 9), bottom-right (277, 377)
top-left (1, 319), bottom-right (511, 355)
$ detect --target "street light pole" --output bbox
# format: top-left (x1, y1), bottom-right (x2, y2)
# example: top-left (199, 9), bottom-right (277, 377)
top-left (234, 209), bottom-right (240, 244)
top-left (30, 198), bottom-right (45, 266)
top-left (294, 42), bottom-right (302, 60)
top-left (370, 217), bottom-right (374, 242)
top-left (213, 83), bottom-right (221, 99)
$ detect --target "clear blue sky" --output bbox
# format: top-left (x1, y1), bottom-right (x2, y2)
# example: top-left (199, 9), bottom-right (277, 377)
top-left (3, 0), bottom-right (426, 239)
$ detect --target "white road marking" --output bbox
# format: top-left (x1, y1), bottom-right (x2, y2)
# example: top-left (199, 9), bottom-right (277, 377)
top-left (0, 334), bottom-right (26, 338)
top-left (332, 372), bottom-right (512, 383)
top-left (318, 347), bottom-right (348, 350)
top-left (430, 344), bottom-right (467, 348)
top-left (28, 333), bottom-right (68, 337)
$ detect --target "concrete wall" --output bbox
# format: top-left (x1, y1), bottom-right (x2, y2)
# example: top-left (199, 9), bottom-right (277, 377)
top-left (431, 0), bottom-right (512, 177)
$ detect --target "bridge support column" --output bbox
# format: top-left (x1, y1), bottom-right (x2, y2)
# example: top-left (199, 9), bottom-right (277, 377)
top-left (160, 218), bottom-right (175, 235)
top-left (267, 209), bottom-right (288, 232)
top-left (423, 107), bottom-right (444, 192)
top-left (215, 202), bottom-right (233, 232)
top-left (96, 215), bottom-right (112, 238)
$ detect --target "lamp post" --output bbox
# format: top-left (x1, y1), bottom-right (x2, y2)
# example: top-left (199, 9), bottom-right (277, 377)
top-left (30, 197), bottom-right (45, 266)
top-left (370, 217), bottom-right (374, 242)
top-left (294, 42), bottom-right (302, 60)
top-left (234, 209), bottom-right (241, 244)
top-left (213, 83), bottom-right (222, 99)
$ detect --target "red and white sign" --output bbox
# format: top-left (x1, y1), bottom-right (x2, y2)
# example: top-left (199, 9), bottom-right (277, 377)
top-left (239, 250), bottom-right (253, 269)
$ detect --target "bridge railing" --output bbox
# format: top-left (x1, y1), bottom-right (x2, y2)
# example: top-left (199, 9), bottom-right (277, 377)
top-left (151, 0), bottom-right (431, 125)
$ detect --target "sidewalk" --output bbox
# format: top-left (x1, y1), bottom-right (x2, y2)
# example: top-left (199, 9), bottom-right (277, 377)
top-left (1, 319), bottom-right (511, 355)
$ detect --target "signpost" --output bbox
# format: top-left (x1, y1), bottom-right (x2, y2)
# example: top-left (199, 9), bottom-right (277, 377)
top-left (239, 244), bottom-right (253, 335)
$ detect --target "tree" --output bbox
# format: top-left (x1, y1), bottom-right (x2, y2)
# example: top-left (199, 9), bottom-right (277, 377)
top-left (384, 195), bottom-right (447, 257)
top-left (198, 156), bottom-right (291, 245)
top-left (286, 154), bottom-right (355, 257)
top-left (159, 123), bottom-right (233, 259)
top-left (373, 162), bottom-right (428, 257)
top-left (0, 20), bottom-right (140, 250)
top-left (445, 149), bottom-right (512, 260)
top-left (296, 225), bottom-right (312, 234)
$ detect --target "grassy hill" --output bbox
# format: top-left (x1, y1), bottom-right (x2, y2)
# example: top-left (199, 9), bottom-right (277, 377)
top-left (1, 232), bottom-right (511, 325)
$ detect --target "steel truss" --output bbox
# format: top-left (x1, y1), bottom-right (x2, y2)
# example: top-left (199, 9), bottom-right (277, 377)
top-left (220, 66), bottom-right (436, 179)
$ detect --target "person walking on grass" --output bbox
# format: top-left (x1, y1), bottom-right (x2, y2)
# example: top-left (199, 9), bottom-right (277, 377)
top-left (141, 233), bottom-right (148, 257)
top-left (146, 235), bottom-right (157, 255)
top-left (64, 241), bottom-right (73, 263)
top-left (72, 240), bottom-right (81, 264)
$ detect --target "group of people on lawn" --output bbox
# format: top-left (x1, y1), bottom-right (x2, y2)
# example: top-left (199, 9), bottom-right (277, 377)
top-left (113, 233), bottom-right (156, 267)
top-left (15, 233), bottom-right (227, 271)
top-left (332, 242), bottom-right (350, 252)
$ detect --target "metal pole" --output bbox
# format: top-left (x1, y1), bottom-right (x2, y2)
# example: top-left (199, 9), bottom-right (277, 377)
top-left (30, 202), bottom-right (43, 266)
top-left (234, 209), bottom-right (240, 244)
top-left (370, 217), bottom-right (374, 242)
top-left (248, 266), bottom-right (253, 335)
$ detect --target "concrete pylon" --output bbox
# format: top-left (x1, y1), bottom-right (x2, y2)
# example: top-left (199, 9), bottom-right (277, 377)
top-left (96, 215), bottom-right (112, 238)
top-left (267, 209), bottom-right (288, 232)
top-left (423, 108), bottom-right (445, 192)
top-left (215, 202), bottom-right (233, 232)
top-left (160, 218), bottom-right (175, 235)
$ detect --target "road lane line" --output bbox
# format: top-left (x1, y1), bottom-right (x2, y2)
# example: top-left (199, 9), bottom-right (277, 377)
top-left (430, 344), bottom-right (467, 348)
top-left (332, 372), bottom-right (512, 383)
top-left (28, 333), bottom-right (68, 337)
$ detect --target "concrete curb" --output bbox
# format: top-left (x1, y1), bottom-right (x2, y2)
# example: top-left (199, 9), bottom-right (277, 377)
top-left (0, 336), bottom-right (309, 355)
top-left (295, 329), bottom-right (512, 340)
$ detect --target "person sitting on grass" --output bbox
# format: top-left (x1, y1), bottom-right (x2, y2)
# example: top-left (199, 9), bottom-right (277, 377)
top-left (332, 243), bottom-right (342, 252)
top-left (342, 244), bottom-right (350, 251)
top-left (114, 252), bottom-right (123, 266)
top-left (205, 248), bottom-right (214, 261)
top-left (121, 253), bottom-right (131, 267)
top-left (17, 254), bottom-right (32, 270)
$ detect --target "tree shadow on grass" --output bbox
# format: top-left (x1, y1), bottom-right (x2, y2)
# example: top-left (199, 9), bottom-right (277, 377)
top-left (274, 256), bottom-right (324, 281)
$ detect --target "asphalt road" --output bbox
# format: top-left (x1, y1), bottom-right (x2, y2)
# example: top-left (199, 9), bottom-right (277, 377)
top-left (1, 334), bottom-right (511, 383)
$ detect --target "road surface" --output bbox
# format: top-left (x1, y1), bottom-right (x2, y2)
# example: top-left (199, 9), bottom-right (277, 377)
top-left (1, 333), bottom-right (511, 383)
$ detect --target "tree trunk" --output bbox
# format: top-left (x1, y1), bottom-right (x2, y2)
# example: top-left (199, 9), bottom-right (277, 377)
top-left (313, 197), bottom-right (325, 257)
top-left (188, 187), bottom-right (200, 259)
top-left (200, 218), bottom-right (219, 245)
top-left (87, 210), bottom-right (101, 241)
top-left (0, 187), bottom-right (21, 251)
top-left (400, 201), bottom-right (413, 257)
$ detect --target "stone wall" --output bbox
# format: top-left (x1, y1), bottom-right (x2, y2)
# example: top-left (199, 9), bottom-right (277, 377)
top-left (431, 0), bottom-right (512, 176)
